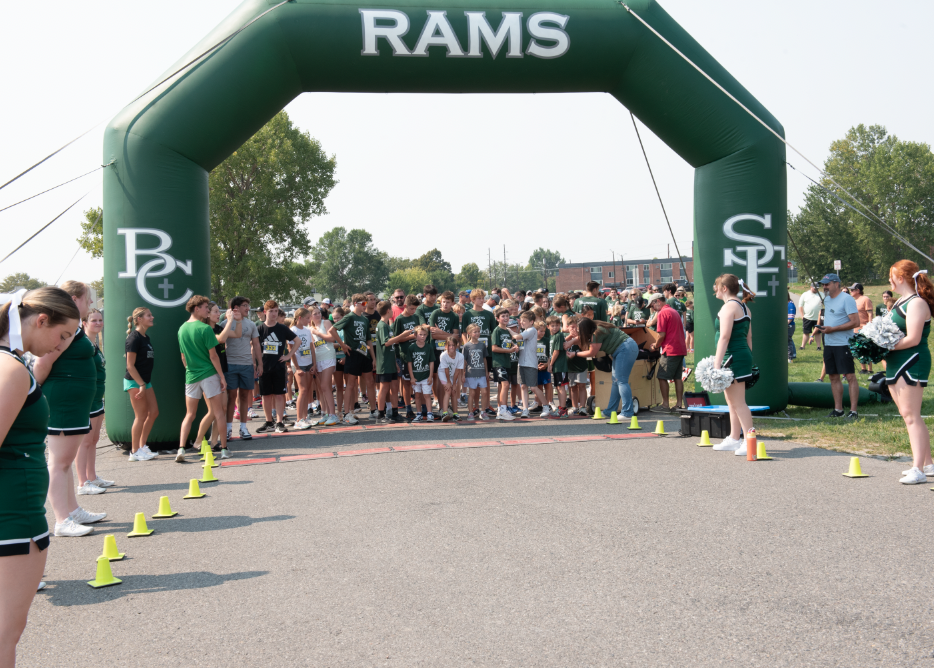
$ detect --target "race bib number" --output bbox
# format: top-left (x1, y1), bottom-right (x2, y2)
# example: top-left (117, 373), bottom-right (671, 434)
top-left (516, 340), bottom-right (525, 350)
top-left (263, 343), bottom-right (278, 355)
top-left (358, 342), bottom-right (368, 355)
top-left (436, 340), bottom-right (446, 350)
top-left (313, 339), bottom-right (326, 348)
top-left (371, 331), bottom-right (378, 342)
top-left (299, 349), bottom-right (311, 357)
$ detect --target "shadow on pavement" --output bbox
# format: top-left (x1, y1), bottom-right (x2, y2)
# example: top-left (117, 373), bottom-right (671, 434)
top-left (95, 514), bottom-right (295, 534)
top-left (115, 480), bottom-right (253, 494)
top-left (40, 570), bottom-right (269, 606)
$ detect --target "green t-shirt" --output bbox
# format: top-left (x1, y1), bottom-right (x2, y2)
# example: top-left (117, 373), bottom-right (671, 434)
top-left (667, 297), bottom-right (686, 317)
top-left (612, 315), bottom-right (625, 328)
top-left (566, 340), bottom-right (589, 373)
top-left (415, 302), bottom-right (439, 324)
top-left (461, 308), bottom-right (496, 357)
top-left (491, 325), bottom-right (518, 369)
top-left (406, 341), bottom-right (435, 381)
top-left (392, 313), bottom-right (422, 361)
top-left (374, 320), bottom-right (397, 375)
top-left (574, 295), bottom-right (609, 322)
top-left (178, 320), bottom-right (219, 384)
top-left (684, 310), bottom-right (694, 327)
top-left (333, 313), bottom-right (370, 357)
top-left (628, 302), bottom-right (649, 323)
top-left (550, 332), bottom-right (568, 373)
top-left (428, 308), bottom-right (460, 354)
top-left (535, 335), bottom-right (550, 366)
top-left (593, 325), bottom-right (630, 357)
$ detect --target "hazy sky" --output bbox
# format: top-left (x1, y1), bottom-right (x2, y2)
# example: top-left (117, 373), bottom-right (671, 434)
top-left (1, 0), bottom-right (931, 286)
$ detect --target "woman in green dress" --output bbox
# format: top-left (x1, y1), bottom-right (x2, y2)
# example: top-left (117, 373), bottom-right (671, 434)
top-left (885, 260), bottom-right (934, 484)
top-left (710, 273), bottom-right (756, 456)
top-left (0, 287), bottom-right (79, 665)
top-left (75, 308), bottom-right (114, 495)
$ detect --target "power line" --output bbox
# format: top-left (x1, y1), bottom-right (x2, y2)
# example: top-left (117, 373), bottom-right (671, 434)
top-left (0, 164), bottom-right (109, 214)
top-left (0, 194), bottom-right (88, 264)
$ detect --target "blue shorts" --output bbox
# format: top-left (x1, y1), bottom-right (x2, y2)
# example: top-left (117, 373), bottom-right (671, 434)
top-left (225, 364), bottom-right (254, 390)
top-left (465, 376), bottom-right (487, 389)
top-left (537, 371), bottom-right (551, 386)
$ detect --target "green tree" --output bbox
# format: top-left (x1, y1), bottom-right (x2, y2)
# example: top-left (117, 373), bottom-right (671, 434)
top-left (455, 262), bottom-right (482, 290)
top-left (413, 248), bottom-right (455, 292)
top-left (77, 207), bottom-right (103, 259)
top-left (208, 111), bottom-right (337, 303)
top-left (387, 267), bottom-right (430, 297)
top-left (0, 273), bottom-right (46, 292)
top-left (385, 256), bottom-right (413, 274)
top-left (309, 227), bottom-right (388, 300)
top-left (528, 248), bottom-right (565, 272)
top-left (88, 278), bottom-right (104, 300)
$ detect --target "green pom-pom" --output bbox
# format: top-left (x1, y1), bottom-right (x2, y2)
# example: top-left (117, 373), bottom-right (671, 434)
top-left (849, 334), bottom-right (888, 363)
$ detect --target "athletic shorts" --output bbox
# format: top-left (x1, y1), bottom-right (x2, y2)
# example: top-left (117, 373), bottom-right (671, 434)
top-left (492, 367), bottom-right (518, 386)
top-left (685, 323), bottom-right (694, 333)
top-left (258, 367), bottom-right (288, 396)
top-left (412, 379), bottom-right (433, 394)
top-left (568, 371), bottom-right (589, 386)
top-left (316, 358), bottom-right (335, 373)
top-left (335, 357), bottom-right (345, 373)
top-left (376, 372), bottom-right (398, 383)
top-left (123, 378), bottom-right (152, 391)
top-left (657, 355), bottom-right (684, 381)
top-left (485, 357), bottom-right (493, 373)
top-left (343, 353), bottom-right (370, 377)
top-left (465, 376), bottom-right (487, 389)
top-left (537, 371), bottom-right (551, 386)
top-left (185, 373), bottom-right (224, 400)
top-left (90, 400), bottom-right (105, 418)
top-left (823, 345), bottom-right (855, 377)
top-left (552, 372), bottom-right (569, 386)
top-left (803, 318), bottom-right (818, 334)
top-left (225, 364), bottom-right (254, 390)
top-left (518, 366), bottom-right (538, 387)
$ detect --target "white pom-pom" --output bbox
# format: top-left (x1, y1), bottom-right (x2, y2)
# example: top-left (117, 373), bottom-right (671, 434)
top-left (695, 356), bottom-right (735, 393)
top-left (860, 315), bottom-right (904, 350)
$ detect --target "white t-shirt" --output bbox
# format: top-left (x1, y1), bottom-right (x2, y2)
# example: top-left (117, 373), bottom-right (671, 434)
top-left (518, 326), bottom-right (539, 368)
top-left (799, 290), bottom-right (824, 321)
top-left (310, 321), bottom-right (336, 363)
top-left (291, 326), bottom-right (314, 367)
top-left (438, 350), bottom-right (464, 383)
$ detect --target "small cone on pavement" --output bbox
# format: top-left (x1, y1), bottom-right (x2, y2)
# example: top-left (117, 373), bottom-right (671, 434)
top-left (756, 440), bottom-right (773, 460)
top-left (152, 495), bottom-right (178, 518)
top-left (842, 456), bottom-right (868, 478)
top-left (127, 512), bottom-right (154, 537)
top-left (200, 461), bottom-right (218, 483)
top-left (592, 406), bottom-right (603, 420)
top-left (605, 411), bottom-right (620, 425)
top-left (746, 431), bottom-right (757, 461)
top-left (199, 439), bottom-right (210, 461)
top-left (697, 430), bottom-right (713, 447)
top-left (628, 415), bottom-right (641, 430)
top-left (100, 534), bottom-right (125, 561)
top-left (87, 555), bottom-right (122, 588)
top-left (204, 449), bottom-right (219, 468)
top-left (654, 420), bottom-right (666, 435)
top-left (183, 479), bottom-right (206, 499)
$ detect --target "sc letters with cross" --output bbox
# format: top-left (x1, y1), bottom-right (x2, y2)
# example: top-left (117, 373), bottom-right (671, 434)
top-left (117, 228), bottom-right (193, 308)
top-left (722, 213), bottom-right (785, 297)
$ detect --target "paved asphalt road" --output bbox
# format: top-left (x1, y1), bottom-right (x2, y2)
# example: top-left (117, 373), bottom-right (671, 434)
top-left (17, 416), bottom-right (934, 667)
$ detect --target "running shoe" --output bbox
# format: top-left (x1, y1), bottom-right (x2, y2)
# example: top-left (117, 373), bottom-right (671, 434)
top-left (240, 424), bottom-right (252, 440)
top-left (555, 407), bottom-right (568, 418)
top-left (520, 410), bottom-right (530, 419)
top-left (903, 464), bottom-right (934, 476)
top-left (128, 451), bottom-right (141, 462)
top-left (343, 413), bottom-right (359, 425)
top-left (370, 411), bottom-right (378, 420)
top-left (390, 412), bottom-right (405, 423)
top-left (54, 517), bottom-right (93, 537)
top-left (247, 407), bottom-right (255, 419)
top-left (295, 419), bottom-right (309, 430)
top-left (441, 411), bottom-right (453, 422)
top-left (175, 447), bottom-right (186, 463)
top-left (713, 436), bottom-right (742, 451)
top-left (452, 413), bottom-right (461, 422)
top-left (90, 476), bottom-right (115, 488)
top-left (221, 449), bottom-right (232, 459)
top-left (412, 414), bottom-right (424, 423)
top-left (324, 414), bottom-right (340, 426)
top-left (497, 408), bottom-right (516, 421)
top-left (900, 467), bottom-right (926, 485)
top-left (478, 410), bottom-right (490, 421)
top-left (226, 427), bottom-right (233, 441)
top-left (426, 412), bottom-right (435, 422)
top-left (138, 445), bottom-right (157, 460)
top-left (256, 421), bottom-right (275, 433)
top-left (70, 507), bottom-right (107, 524)
top-left (541, 405), bottom-right (552, 418)
top-left (484, 408), bottom-right (497, 418)
top-left (77, 481), bottom-right (105, 496)
top-left (275, 422), bottom-right (288, 433)
top-left (234, 406), bottom-right (241, 420)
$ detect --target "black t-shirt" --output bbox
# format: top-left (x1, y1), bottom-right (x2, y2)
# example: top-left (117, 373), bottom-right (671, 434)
top-left (212, 324), bottom-right (228, 373)
top-left (257, 323), bottom-right (297, 374)
top-left (366, 310), bottom-right (381, 345)
top-left (124, 330), bottom-right (154, 383)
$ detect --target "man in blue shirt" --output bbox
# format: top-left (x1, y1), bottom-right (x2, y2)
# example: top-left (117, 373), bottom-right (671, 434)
top-left (787, 292), bottom-right (797, 361)
top-left (816, 273), bottom-right (860, 418)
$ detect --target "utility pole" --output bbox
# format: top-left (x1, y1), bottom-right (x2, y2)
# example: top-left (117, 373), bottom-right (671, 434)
top-left (503, 245), bottom-right (507, 291)
top-left (542, 259), bottom-right (547, 291)
top-left (487, 248), bottom-right (492, 294)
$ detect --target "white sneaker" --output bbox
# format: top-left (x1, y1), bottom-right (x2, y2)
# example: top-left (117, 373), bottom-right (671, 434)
top-left (734, 442), bottom-right (748, 456)
top-left (900, 467), bottom-right (927, 485)
top-left (520, 410), bottom-right (530, 418)
top-left (324, 414), bottom-right (340, 426)
top-left (227, 428), bottom-right (233, 441)
top-left (128, 451), bottom-right (141, 462)
top-left (541, 406), bottom-right (552, 417)
top-left (295, 419), bottom-right (308, 430)
top-left (70, 507), bottom-right (107, 524)
top-left (77, 481), bottom-right (105, 495)
top-left (175, 447), bottom-right (186, 463)
top-left (713, 436), bottom-right (742, 451)
top-left (247, 407), bottom-right (255, 419)
top-left (497, 409), bottom-right (516, 421)
top-left (54, 517), bottom-right (93, 537)
top-left (369, 411), bottom-right (378, 420)
top-left (902, 464), bottom-right (934, 476)
top-left (138, 445), bottom-right (157, 460)
top-left (91, 476), bottom-right (115, 488)
top-left (343, 413), bottom-right (359, 425)
top-left (221, 449), bottom-right (232, 459)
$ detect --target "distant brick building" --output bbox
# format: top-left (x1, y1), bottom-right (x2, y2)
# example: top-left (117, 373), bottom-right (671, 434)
top-left (555, 257), bottom-right (693, 293)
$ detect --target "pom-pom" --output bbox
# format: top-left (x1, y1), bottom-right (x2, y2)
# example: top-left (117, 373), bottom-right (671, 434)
top-left (696, 356), bottom-right (735, 393)
top-left (849, 333), bottom-right (888, 364)
top-left (859, 315), bottom-right (904, 350)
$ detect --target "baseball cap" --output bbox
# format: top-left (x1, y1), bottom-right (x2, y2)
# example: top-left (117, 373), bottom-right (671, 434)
top-left (645, 292), bottom-right (664, 304)
top-left (849, 282), bottom-right (863, 292)
top-left (819, 274), bottom-right (841, 284)
top-left (302, 297), bottom-right (317, 306)
top-left (490, 295), bottom-right (501, 304)
top-left (321, 298), bottom-right (332, 305)
top-left (810, 281), bottom-right (820, 288)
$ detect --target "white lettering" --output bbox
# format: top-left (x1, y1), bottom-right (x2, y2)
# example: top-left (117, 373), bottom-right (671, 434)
top-left (525, 12), bottom-right (570, 59)
top-left (412, 11), bottom-right (465, 57)
top-left (359, 9), bottom-right (411, 56)
top-left (465, 11), bottom-right (523, 58)
top-left (722, 214), bottom-right (786, 297)
top-left (117, 228), bottom-right (194, 308)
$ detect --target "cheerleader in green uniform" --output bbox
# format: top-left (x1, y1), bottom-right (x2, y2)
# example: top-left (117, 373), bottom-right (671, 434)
top-left (75, 308), bottom-right (114, 495)
top-left (33, 281), bottom-right (105, 537)
top-left (0, 287), bottom-right (79, 664)
top-left (885, 260), bottom-right (934, 485)
top-left (711, 274), bottom-right (756, 456)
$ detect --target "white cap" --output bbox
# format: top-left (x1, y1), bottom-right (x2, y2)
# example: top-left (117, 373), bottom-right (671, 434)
top-left (321, 298), bottom-right (332, 305)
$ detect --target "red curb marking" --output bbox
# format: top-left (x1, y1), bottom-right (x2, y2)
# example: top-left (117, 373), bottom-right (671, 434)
top-left (448, 441), bottom-right (501, 448)
top-left (501, 438), bottom-right (553, 445)
top-left (336, 447), bottom-right (392, 457)
top-left (220, 457), bottom-right (277, 466)
top-left (553, 436), bottom-right (606, 442)
top-left (604, 433), bottom-right (657, 440)
top-left (393, 444), bottom-right (447, 452)
top-left (279, 453), bottom-right (336, 462)
top-left (363, 424), bottom-right (396, 430)
top-left (319, 426), bottom-right (365, 433)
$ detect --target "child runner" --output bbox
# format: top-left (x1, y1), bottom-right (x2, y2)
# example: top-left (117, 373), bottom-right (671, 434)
top-left (547, 316), bottom-right (569, 418)
top-left (685, 300), bottom-right (695, 352)
top-left (512, 312), bottom-right (550, 418)
top-left (565, 316), bottom-right (590, 415)
top-left (309, 305), bottom-right (344, 426)
top-left (373, 300), bottom-right (408, 423)
top-left (407, 324), bottom-right (436, 422)
top-left (333, 294), bottom-right (372, 425)
top-left (535, 320), bottom-right (552, 409)
top-left (461, 289), bottom-right (497, 418)
top-left (290, 307), bottom-right (317, 430)
top-left (463, 324), bottom-right (489, 420)
top-left (256, 300), bottom-right (298, 434)
top-left (491, 307), bottom-right (519, 421)
top-left (438, 335), bottom-right (465, 421)
top-left (392, 295), bottom-right (422, 419)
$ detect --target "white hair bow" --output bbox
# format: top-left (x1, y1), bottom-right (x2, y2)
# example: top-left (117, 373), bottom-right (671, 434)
top-left (7, 289), bottom-right (26, 352)
top-left (737, 279), bottom-right (754, 295)
top-left (914, 269), bottom-right (928, 292)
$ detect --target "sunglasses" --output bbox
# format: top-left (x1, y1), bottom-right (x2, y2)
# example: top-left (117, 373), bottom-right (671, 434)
top-left (354, 301), bottom-right (365, 305)
top-left (394, 296), bottom-right (404, 300)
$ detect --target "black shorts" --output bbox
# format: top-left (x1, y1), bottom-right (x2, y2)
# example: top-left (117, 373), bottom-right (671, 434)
top-left (803, 318), bottom-right (818, 334)
top-left (552, 371), bottom-right (569, 386)
top-left (486, 357), bottom-right (493, 373)
top-left (335, 358), bottom-right (345, 373)
top-left (823, 345), bottom-right (855, 376)
top-left (492, 367), bottom-right (518, 386)
top-left (657, 355), bottom-right (684, 381)
top-left (376, 372), bottom-right (398, 383)
top-left (343, 352), bottom-right (371, 377)
top-left (259, 367), bottom-right (288, 396)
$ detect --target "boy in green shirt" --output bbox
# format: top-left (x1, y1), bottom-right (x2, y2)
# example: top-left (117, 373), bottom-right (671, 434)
top-left (574, 281), bottom-right (609, 321)
top-left (491, 308), bottom-right (519, 421)
top-left (415, 284), bottom-right (439, 323)
top-left (564, 316), bottom-right (590, 416)
top-left (407, 324), bottom-right (436, 422)
top-left (392, 294), bottom-right (423, 419)
top-left (461, 289), bottom-right (496, 417)
top-left (372, 300), bottom-right (410, 423)
top-left (547, 316), bottom-right (569, 418)
top-left (333, 293), bottom-right (372, 425)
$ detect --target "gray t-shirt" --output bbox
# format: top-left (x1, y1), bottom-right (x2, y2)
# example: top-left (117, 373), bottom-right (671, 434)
top-left (518, 326), bottom-right (539, 368)
top-left (822, 292), bottom-right (858, 346)
top-left (222, 318), bottom-right (259, 366)
top-left (463, 341), bottom-right (487, 378)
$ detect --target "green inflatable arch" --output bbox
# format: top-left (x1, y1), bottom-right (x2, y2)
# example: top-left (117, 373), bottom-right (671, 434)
top-left (103, 0), bottom-right (787, 445)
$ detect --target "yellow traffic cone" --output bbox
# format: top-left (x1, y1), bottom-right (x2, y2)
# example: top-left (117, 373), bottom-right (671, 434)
top-left (204, 449), bottom-right (219, 468)
top-left (654, 420), bottom-right (666, 435)
top-left (199, 439), bottom-right (210, 461)
top-left (628, 415), bottom-right (641, 430)
top-left (842, 456), bottom-right (868, 478)
top-left (200, 461), bottom-right (219, 483)
top-left (183, 479), bottom-right (206, 499)
top-left (756, 440), bottom-right (773, 460)
top-left (697, 430), bottom-right (713, 447)
top-left (87, 555), bottom-right (122, 588)
top-left (592, 406), bottom-right (603, 420)
top-left (127, 512), bottom-right (154, 537)
top-left (152, 495), bottom-right (178, 518)
top-left (100, 534), bottom-right (125, 561)
top-left (605, 411), bottom-right (620, 425)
